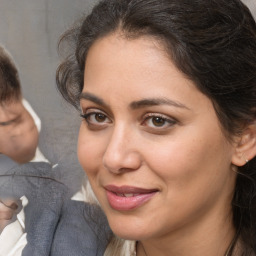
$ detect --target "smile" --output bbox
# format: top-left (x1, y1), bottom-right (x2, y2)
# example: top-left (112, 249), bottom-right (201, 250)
top-left (105, 185), bottom-right (158, 211)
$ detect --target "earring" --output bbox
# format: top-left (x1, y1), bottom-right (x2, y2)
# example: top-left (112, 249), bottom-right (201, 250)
top-left (241, 152), bottom-right (249, 164)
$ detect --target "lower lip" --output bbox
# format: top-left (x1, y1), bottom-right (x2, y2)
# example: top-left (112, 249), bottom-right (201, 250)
top-left (106, 191), bottom-right (157, 211)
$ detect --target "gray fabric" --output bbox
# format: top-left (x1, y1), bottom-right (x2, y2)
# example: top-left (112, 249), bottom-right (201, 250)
top-left (0, 162), bottom-right (68, 255)
top-left (0, 154), bottom-right (19, 175)
top-left (0, 162), bottom-right (111, 256)
top-left (50, 201), bottom-right (113, 256)
top-left (0, 162), bottom-right (64, 199)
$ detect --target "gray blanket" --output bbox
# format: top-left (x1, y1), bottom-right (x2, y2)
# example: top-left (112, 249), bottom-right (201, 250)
top-left (0, 162), bottom-right (112, 256)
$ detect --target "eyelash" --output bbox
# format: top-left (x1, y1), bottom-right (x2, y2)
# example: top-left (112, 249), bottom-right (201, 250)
top-left (142, 113), bottom-right (176, 129)
top-left (80, 111), bottom-right (111, 126)
top-left (80, 110), bottom-right (176, 131)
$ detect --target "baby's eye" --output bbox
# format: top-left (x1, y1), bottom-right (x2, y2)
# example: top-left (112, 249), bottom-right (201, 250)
top-left (143, 114), bottom-right (176, 129)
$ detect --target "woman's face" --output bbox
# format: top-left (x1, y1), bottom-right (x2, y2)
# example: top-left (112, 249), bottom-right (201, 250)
top-left (78, 33), bottom-right (237, 241)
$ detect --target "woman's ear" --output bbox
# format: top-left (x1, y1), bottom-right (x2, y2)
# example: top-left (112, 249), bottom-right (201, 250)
top-left (232, 124), bottom-right (256, 166)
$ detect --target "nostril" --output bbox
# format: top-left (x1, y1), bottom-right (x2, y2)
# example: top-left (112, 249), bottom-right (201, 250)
top-left (102, 152), bottom-right (122, 174)
top-left (103, 150), bottom-right (142, 174)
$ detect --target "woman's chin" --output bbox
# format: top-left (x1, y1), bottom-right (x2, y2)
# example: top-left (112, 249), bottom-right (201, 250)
top-left (107, 216), bottom-right (152, 241)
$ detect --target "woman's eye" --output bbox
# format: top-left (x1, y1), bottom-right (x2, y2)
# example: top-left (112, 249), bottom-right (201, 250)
top-left (143, 115), bottom-right (176, 129)
top-left (81, 111), bottom-right (111, 126)
top-left (150, 117), bottom-right (166, 127)
top-left (93, 113), bottom-right (107, 123)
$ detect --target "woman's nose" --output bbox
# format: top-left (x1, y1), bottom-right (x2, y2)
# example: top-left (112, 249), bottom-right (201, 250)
top-left (102, 126), bottom-right (142, 174)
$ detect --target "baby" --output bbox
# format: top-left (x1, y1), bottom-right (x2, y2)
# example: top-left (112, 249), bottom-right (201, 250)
top-left (0, 45), bottom-right (46, 232)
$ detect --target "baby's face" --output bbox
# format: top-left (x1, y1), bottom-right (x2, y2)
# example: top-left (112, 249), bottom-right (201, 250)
top-left (0, 100), bottom-right (38, 163)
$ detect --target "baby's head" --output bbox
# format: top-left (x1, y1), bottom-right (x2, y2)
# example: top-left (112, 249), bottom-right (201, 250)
top-left (0, 46), bottom-right (38, 163)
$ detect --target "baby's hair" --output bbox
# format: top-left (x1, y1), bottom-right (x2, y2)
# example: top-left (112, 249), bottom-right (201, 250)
top-left (0, 45), bottom-right (21, 104)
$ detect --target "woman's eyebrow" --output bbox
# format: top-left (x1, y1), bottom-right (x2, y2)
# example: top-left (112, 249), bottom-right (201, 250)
top-left (80, 93), bottom-right (190, 110)
top-left (79, 92), bottom-right (108, 107)
top-left (130, 98), bottom-right (190, 110)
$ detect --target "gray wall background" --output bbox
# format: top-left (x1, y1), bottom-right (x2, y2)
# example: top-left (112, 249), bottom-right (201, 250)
top-left (0, 0), bottom-right (97, 193)
top-left (0, 0), bottom-right (255, 193)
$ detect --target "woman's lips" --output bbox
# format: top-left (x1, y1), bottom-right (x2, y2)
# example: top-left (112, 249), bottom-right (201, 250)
top-left (105, 185), bottom-right (158, 211)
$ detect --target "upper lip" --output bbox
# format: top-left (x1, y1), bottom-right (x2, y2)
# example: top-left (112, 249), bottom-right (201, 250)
top-left (104, 185), bottom-right (159, 194)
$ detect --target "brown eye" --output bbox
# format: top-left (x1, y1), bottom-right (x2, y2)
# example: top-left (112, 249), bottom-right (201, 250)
top-left (81, 110), bottom-right (111, 127)
top-left (143, 114), bottom-right (176, 129)
top-left (95, 113), bottom-right (106, 122)
top-left (151, 117), bottom-right (166, 127)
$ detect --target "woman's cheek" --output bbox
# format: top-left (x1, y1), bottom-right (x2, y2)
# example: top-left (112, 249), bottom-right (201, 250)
top-left (77, 128), bottom-right (102, 175)
top-left (78, 129), bottom-right (91, 171)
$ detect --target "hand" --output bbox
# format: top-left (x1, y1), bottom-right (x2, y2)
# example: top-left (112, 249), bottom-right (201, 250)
top-left (0, 199), bottom-right (18, 232)
top-left (0, 100), bottom-right (38, 163)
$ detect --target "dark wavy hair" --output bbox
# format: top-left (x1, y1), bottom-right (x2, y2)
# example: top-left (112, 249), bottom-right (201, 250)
top-left (0, 45), bottom-right (21, 104)
top-left (56, 0), bottom-right (256, 254)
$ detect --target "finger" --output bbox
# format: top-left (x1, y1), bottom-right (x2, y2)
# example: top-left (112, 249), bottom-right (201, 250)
top-left (0, 210), bottom-right (13, 220)
top-left (0, 219), bottom-right (10, 233)
top-left (0, 199), bottom-right (18, 210)
top-left (0, 202), bottom-right (16, 220)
